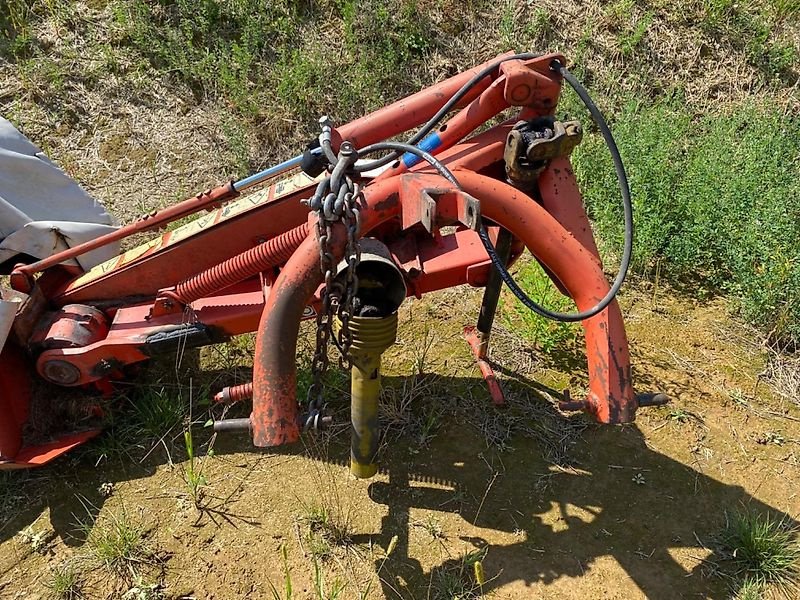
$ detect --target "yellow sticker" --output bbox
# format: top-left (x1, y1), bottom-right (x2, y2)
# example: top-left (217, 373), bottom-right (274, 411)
top-left (67, 171), bottom-right (318, 290)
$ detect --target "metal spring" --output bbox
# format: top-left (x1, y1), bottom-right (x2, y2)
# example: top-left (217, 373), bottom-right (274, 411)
top-left (174, 223), bottom-right (309, 304)
top-left (214, 382), bottom-right (253, 404)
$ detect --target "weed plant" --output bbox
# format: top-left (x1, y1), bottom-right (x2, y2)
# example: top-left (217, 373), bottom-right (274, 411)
top-left (78, 507), bottom-right (155, 579)
top-left (720, 510), bottom-right (800, 597)
top-left (45, 562), bottom-right (84, 600)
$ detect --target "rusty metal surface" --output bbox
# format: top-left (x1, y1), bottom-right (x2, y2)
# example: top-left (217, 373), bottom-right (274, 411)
top-left (453, 169), bottom-right (636, 423)
top-left (0, 52), bottom-right (642, 469)
top-left (213, 382), bottom-right (253, 404)
top-left (55, 177), bottom-right (313, 305)
top-left (11, 181), bottom-right (239, 293)
top-left (499, 56), bottom-right (564, 109)
top-left (463, 325), bottom-right (506, 407)
top-left (0, 344), bottom-right (31, 461)
top-left (251, 179), bottom-right (402, 447)
top-left (504, 118), bottom-right (583, 185)
top-left (250, 229), bottom-right (327, 446)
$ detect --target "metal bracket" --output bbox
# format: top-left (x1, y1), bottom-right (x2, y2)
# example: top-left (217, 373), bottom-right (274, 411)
top-left (504, 117), bottom-right (583, 185)
top-left (399, 175), bottom-right (483, 234)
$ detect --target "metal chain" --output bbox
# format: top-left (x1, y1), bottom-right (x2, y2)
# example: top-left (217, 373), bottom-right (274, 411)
top-left (302, 132), bottom-right (362, 431)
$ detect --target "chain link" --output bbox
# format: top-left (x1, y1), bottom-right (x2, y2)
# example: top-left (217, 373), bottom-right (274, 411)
top-left (302, 133), bottom-right (362, 431)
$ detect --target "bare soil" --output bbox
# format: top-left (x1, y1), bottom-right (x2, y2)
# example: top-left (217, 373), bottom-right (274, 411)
top-left (1, 4), bottom-right (798, 598)
top-left (1, 281), bottom-right (799, 599)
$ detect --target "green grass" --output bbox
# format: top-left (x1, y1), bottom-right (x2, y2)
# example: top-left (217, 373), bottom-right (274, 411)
top-left (312, 558), bottom-right (346, 600)
top-left (182, 426), bottom-right (208, 508)
top-left (80, 508), bottom-right (156, 579)
top-left (699, 0), bottom-right (799, 81)
top-left (299, 502), bottom-right (353, 555)
top-left (110, 0), bottom-right (436, 127)
top-left (719, 510), bottom-right (800, 596)
top-left (501, 258), bottom-right (580, 354)
top-left (44, 562), bottom-right (84, 600)
top-left (430, 547), bottom-right (489, 600)
top-left (735, 578), bottom-right (763, 600)
top-left (267, 545), bottom-right (295, 600)
top-left (571, 98), bottom-right (800, 346)
top-left (130, 386), bottom-right (187, 441)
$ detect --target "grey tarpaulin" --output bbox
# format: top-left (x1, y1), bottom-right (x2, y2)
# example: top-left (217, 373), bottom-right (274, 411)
top-left (0, 116), bottom-right (119, 273)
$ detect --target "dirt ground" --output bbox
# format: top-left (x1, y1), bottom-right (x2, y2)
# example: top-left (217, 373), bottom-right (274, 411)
top-left (1, 4), bottom-right (798, 597)
top-left (1, 278), bottom-right (799, 599)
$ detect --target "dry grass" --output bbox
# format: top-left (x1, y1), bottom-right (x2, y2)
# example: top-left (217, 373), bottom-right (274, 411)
top-left (1, 0), bottom-right (796, 233)
top-left (764, 348), bottom-right (800, 408)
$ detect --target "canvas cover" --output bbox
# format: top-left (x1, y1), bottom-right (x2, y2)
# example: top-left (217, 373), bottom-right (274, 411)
top-left (0, 116), bottom-right (119, 273)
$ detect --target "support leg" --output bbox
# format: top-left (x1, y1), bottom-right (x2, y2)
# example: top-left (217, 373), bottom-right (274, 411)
top-left (464, 227), bottom-right (513, 407)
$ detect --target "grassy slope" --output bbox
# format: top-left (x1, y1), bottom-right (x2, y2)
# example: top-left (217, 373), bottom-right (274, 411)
top-left (1, 2), bottom-right (800, 598)
top-left (5, 0), bottom-right (797, 342)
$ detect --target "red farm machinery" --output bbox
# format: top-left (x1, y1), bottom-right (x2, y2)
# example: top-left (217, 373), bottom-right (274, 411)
top-left (0, 52), bottom-right (666, 474)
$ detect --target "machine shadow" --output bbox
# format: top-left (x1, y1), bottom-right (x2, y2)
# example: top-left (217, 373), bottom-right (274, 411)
top-left (338, 371), bottom-right (791, 599)
top-left (1, 368), bottom-right (793, 599)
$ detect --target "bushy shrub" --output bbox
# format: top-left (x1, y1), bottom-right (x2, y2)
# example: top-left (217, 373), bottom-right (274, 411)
top-left (570, 99), bottom-right (800, 345)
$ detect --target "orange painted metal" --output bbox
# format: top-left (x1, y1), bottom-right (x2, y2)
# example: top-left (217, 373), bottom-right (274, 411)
top-left (166, 222), bottom-right (311, 308)
top-left (335, 52), bottom-right (518, 149)
top-left (454, 169), bottom-right (636, 423)
top-left (10, 182), bottom-right (239, 294)
top-left (250, 231), bottom-right (319, 446)
top-left (54, 181), bottom-right (312, 305)
top-left (374, 53), bottom-right (563, 183)
top-left (251, 179), bottom-right (402, 446)
top-left (0, 51), bottom-right (640, 468)
top-left (1, 431), bottom-right (101, 469)
top-left (30, 226), bottom-right (497, 386)
top-left (463, 325), bottom-right (506, 406)
top-left (41, 54), bottom-right (528, 306)
top-left (249, 169), bottom-right (635, 448)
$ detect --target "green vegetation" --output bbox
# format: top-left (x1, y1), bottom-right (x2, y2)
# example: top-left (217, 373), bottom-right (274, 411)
top-left (502, 258), bottom-right (579, 353)
top-left (80, 508), bottom-right (156, 578)
top-left (431, 547), bottom-right (490, 600)
top-left (572, 99), bottom-right (800, 345)
top-left (719, 510), bottom-right (800, 597)
top-left (267, 545), bottom-right (294, 600)
top-left (299, 502), bottom-right (354, 557)
top-left (182, 426), bottom-right (208, 508)
top-left (111, 0), bottom-right (435, 124)
top-left (44, 562), bottom-right (84, 600)
top-left (130, 386), bottom-right (187, 441)
top-left (81, 385), bottom-right (190, 464)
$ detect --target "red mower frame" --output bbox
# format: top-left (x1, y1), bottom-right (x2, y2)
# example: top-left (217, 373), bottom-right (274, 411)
top-left (0, 51), bottom-right (659, 469)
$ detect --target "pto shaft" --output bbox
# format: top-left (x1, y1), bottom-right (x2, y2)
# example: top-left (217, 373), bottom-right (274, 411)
top-left (346, 313), bottom-right (398, 479)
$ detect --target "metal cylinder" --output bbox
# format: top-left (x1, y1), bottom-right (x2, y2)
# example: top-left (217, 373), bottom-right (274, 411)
top-left (334, 238), bottom-right (407, 317)
top-left (345, 312), bottom-right (398, 479)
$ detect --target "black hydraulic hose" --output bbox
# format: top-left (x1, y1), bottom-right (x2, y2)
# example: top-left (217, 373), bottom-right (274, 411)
top-left (354, 52), bottom-right (542, 173)
top-left (360, 60), bottom-right (634, 323)
top-left (358, 141), bottom-right (460, 187)
top-left (489, 59), bottom-right (633, 322)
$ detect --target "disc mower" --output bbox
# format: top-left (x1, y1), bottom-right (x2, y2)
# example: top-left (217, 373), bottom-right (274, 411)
top-left (0, 52), bottom-right (667, 474)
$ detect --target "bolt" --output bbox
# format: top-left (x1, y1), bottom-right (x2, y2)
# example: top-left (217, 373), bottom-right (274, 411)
top-left (41, 359), bottom-right (81, 385)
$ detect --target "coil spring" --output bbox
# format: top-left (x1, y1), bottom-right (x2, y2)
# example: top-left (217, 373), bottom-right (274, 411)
top-left (214, 382), bottom-right (254, 404)
top-left (174, 223), bottom-right (309, 304)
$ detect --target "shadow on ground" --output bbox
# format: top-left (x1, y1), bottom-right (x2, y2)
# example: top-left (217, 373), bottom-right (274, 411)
top-left (0, 368), bottom-right (792, 599)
